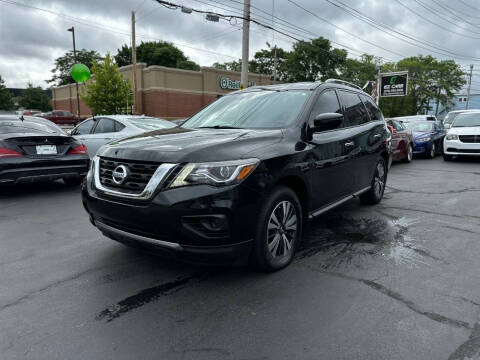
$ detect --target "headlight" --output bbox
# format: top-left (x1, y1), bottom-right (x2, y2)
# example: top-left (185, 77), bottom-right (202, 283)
top-left (416, 136), bottom-right (431, 143)
top-left (446, 134), bottom-right (459, 140)
top-left (87, 156), bottom-right (97, 180)
top-left (169, 159), bottom-right (259, 188)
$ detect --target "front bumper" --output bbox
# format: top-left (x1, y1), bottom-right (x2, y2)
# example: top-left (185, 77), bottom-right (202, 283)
top-left (412, 141), bottom-right (432, 154)
top-left (82, 174), bottom-right (262, 265)
top-left (0, 156), bottom-right (89, 185)
top-left (444, 139), bottom-right (480, 156)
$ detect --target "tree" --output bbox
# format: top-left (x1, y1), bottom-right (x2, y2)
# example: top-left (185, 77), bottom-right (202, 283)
top-left (48, 49), bottom-right (103, 86)
top-left (81, 54), bottom-right (132, 115)
top-left (0, 75), bottom-right (14, 110)
top-left (339, 54), bottom-right (382, 87)
top-left (284, 37), bottom-right (347, 82)
top-left (249, 44), bottom-right (289, 81)
top-left (212, 60), bottom-right (242, 72)
top-left (19, 83), bottom-right (52, 111)
top-left (114, 41), bottom-right (200, 71)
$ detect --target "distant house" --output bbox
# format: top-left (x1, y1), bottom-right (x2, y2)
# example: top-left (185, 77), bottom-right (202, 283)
top-left (428, 93), bottom-right (480, 120)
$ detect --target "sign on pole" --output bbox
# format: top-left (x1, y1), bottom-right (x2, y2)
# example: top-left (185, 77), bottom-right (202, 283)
top-left (380, 71), bottom-right (408, 97)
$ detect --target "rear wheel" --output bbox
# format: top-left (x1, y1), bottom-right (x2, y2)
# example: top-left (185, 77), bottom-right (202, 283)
top-left (251, 186), bottom-right (302, 272)
top-left (403, 143), bottom-right (413, 163)
top-left (360, 158), bottom-right (387, 205)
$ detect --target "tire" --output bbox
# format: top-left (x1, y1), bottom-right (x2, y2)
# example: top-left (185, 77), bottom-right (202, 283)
top-left (427, 143), bottom-right (436, 159)
top-left (443, 153), bottom-right (453, 161)
top-left (64, 177), bottom-right (82, 186)
top-left (403, 143), bottom-right (413, 163)
top-left (360, 157), bottom-right (387, 205)
top-left (251, 186), bottom-right (303, 272)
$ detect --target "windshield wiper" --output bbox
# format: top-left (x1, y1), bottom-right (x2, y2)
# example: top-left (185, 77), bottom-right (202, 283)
top-left (197, 125), bottom-right (243, 129)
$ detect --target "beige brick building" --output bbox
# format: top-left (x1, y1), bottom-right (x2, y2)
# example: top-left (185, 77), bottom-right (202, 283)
top-left (52, 64), bottom-right (274, 120)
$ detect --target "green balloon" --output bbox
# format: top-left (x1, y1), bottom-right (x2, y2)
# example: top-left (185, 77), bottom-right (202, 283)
top-left (71, 63), bottom-right (90, 82)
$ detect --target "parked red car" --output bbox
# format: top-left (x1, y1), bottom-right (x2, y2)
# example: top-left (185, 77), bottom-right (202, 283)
top-left (39, 110), bottom-right (77, 125)
top-left (386, 118), bottom-right (413, 162)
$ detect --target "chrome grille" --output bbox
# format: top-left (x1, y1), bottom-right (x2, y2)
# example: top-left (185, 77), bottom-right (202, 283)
top-left (99, 157), bottom-right (159, 193)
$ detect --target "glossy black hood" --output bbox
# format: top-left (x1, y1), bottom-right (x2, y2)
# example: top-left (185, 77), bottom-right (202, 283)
top-left (97, 127), bottom-right (283, 163)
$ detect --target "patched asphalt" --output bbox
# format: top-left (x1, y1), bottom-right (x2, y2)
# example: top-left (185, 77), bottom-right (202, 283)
top-left (1, 156), bottom-right (480, 360)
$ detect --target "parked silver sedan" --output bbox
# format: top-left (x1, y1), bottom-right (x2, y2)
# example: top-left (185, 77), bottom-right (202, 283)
top-left (71, 115), bottom-right (176, 158)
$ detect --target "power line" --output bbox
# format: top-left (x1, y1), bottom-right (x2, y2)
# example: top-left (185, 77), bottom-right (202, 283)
top-left (458, 0), bottom-right (480, 12)
top-left (325, 0), bottom-right (480, 61)
top-left (430, 0), bottom-right (480, 23)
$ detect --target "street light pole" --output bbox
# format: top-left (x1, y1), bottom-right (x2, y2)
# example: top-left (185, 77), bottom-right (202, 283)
top-left (240, 0), bottom-right (250, 89)
top-left (67, 27), bottom-right (81, 123)
top-left (466, 64), bottom-right (473, 110)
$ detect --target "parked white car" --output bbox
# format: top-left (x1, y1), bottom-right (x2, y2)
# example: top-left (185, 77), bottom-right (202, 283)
top-left (443, 111), bottom-right (480, 161)
top-left (71, 115), bottom-right (176, 158)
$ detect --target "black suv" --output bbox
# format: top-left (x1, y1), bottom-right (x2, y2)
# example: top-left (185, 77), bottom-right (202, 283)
top-left (82, 80), bottom-right (392, 271)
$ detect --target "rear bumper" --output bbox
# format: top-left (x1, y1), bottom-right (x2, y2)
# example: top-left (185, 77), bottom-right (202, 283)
top-left (0, 156), bottom-right (89, 184)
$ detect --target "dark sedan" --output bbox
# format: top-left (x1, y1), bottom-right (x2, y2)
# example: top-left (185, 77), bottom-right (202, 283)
top-left (0, 115), bottom-right (89, 186)
top-left (386, 118), bottom-right (413, 162)
top-left (402, 120), bottom-right (446, 158)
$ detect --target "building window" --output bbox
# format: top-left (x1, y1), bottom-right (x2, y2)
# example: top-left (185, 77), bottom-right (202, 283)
top-left (458, 97), bottom-right (467, 102)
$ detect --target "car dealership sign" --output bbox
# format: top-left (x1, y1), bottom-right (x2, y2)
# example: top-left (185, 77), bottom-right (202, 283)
top-left (380, 71), bottom-right (408, 97)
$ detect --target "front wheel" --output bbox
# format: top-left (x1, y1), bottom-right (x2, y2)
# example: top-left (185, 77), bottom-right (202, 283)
top-left (403, 143), bottom-right (413, 163)
top-left (427, 143), bottom-right (436, 159)
top-left (360, 158), bottom-right (387, 205)
top-left (251, 186), bottom-right (302, 272)
top-left (443, 153), bottom-right (453, 161)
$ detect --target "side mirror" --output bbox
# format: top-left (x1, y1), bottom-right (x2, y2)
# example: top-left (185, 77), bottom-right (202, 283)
top-left (387, 125), bottom-right (396, 134)
top-left (312, 113), bottom-right (344, 132)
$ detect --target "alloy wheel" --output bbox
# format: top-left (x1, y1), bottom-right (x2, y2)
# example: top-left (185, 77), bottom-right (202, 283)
top-left (430, 144), bottom-right (435, 158)
top-left (266, 200), bottom-right (297, 258)
top-left (373, 162), bottom-right (386, 198)
top-left (407, 144), bottom-right (413, 161)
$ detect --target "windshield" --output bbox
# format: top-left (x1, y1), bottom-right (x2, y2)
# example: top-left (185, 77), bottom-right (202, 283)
top-left (183, 90), bottom-right (311, 129)
top-left (444, 112), bottom-right (461, 125)
top-left (128, 117), bottom-right (176, 131)
top-left (403, 121), bottom-right (434, 132)
top-left (452, 113), bottom-right (480, 127)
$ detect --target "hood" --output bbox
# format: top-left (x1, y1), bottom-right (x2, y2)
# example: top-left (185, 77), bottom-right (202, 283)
top-left (412, 131), bottom-right (434, 139)
top-left (448, 126), bottom-right (480, 136)
top-left (97, 127), bottom-right (283, 163)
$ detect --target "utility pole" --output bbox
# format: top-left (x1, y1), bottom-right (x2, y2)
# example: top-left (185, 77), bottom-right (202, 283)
top-left (375, 66), bottom-right (382, 106)
top-left (131, 11), bottom-right (137, 114)
top-left (273, 46), bottom-right (278, 82)
top-left (67, 27), bottom-right (81, 123)
top-left (466, 64), bottom-right (473, 110)
top-left (272, 0), bottom-right (277, 82)
top-left (241, 0), bottom-right (250, 89)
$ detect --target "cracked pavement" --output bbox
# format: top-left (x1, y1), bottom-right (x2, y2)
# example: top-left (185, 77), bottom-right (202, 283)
top-left (1, 157), bottom-right (480, 359)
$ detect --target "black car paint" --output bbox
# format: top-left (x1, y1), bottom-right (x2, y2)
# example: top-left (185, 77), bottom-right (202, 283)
top-left (82, 83), bottom-right (391, 264)
top-left (0, 118), bottom-right (89, 184)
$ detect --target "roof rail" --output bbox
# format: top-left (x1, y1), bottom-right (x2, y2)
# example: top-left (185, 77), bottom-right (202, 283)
top-left (325, 79), bottom-right (364, 91)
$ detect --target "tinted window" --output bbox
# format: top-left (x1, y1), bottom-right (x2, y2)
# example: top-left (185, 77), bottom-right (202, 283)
top-left (361, 95), bottom-right (383, 121)
top-left (387, 119), bottom-right (404, 131)
top-left (64, 111), bottom-right (73, 117)
top-left (403, 121), bottom-right (434, 132)
top-left (309, 90), bottom-right (342, 124)
top-left (338, 91), bottom-right (369, 127)
top-left (54, 111), bottom-right (64, 116)
top-left (74, 119), bottom-right (94, 135)
top-left (94, 118), bottom-right (116, 134)
top-left (115, 121), bottom-right (126, 132)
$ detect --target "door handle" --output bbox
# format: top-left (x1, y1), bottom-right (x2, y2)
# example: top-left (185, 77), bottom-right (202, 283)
top-left (344, 141), bottom-right (355, 148)
top-left (373, 134), bottom-right (382, 139)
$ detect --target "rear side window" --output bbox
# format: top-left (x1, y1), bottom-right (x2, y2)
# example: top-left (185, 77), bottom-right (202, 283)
top-left (361, 95), bottom-right (383, 121)
top-left (338, 91), bottom-right (369, 127)
top-left (309, 90), bottom-right (342, 124)
top-left (115, 121), bottom-right (126, 132)
top-left (93, 118), bottom-right (116, 134)
top-left (74, 119), bottom-right (94, 135)
top-left (64, 111), bottom-right (73, 117)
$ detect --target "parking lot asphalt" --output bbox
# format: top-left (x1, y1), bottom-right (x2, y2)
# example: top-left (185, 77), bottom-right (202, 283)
top-left (1, 157), bottom-right (480, 360)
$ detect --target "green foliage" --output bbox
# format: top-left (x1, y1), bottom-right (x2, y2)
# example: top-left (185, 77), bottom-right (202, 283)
top-left (114, 41), bottom-right (200, 71)
top-left (249, 44), bottom-right (289, 81)
top-left (19, 83), bottom-right (52, 111)
top-left (48, 49), bottom-right (103, 86)
top-left (0, 75), bottom-right (14, 110)
top-left (212, 60), bottom-right (242, 72)
top-left (338, 54), bottom-right (382, 87)
top-left (284, 37), bottom-right (347, 82)
top-left (80, 54), bottom-right (132, 115)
